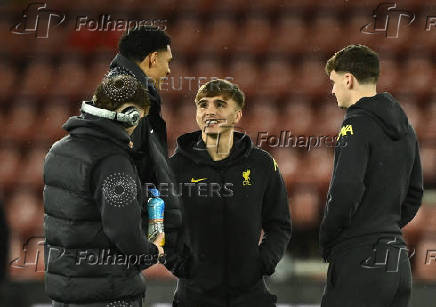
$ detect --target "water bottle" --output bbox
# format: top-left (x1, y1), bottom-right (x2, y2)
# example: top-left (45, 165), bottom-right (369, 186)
top-left (147, 188), bottom-right (165, 245)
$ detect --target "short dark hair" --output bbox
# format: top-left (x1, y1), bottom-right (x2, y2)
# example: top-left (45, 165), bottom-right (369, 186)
top-left (118, 26), bottom-right (171, 62)
top-left (93, 75), bottom-right (150, 111)
top-left (195, 79), bottom-right (246, 109)
top-left (325, 44), bottom-right (380, 84)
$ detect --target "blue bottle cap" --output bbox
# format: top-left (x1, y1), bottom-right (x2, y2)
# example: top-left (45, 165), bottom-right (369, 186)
top-left (149, 188), bottom-right (160, 198)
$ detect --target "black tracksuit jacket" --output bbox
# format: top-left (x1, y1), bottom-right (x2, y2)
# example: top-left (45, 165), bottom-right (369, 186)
top-left (319, 92), bottom-right (424, 260)
top-left (169, 131), bottom-right (292, 295)
top-left (107, 54), bottom-right (184, 271)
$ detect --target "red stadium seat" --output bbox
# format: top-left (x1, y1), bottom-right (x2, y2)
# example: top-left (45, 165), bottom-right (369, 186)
top-left (307, 14), bottom-right (344, 55)
top-left (402, 206), bottom-right (426, 247)
top-left (256, 58), bottom-right (293, 97)
top-left (198, 16), bottom-right (237, 56)
top-left (232, 15), bottom-right (271, 56)
top-left (2, 99), bottom-right (38, 144)
top-left (5, 189), bottom-right (43, 238)
top-left (0, 61), bottom-right (17, 100)
top-left (279, 98), bottom-right (314, 136)
top-left (192, 57), bottom-right (224, 80)
top-left (289, 186), bottom-right (321, 229)
top-left (169, 16), bottom-right (202, 56)
top-left (33, 100), bottom-right (71, 143)
top-left (226, 57), bottom-right (260, 97)
top-left (312, 100), bottom-right (345, 137)
top-left (399, 95), bottom-right (423, 135)
top-left (244, 100), bottom-right (280, 139)
top-left (421, 100), bottom-right (436, 142)
top-left (399, 55), bottom-right (434, 97)
top-left (0, 145), bottom-right (22, 190)
top-left (21, 60), bottom-right (54, 98)
top-left (17, 146), bottom-right (49, 188)
top-left (378, 57), bottom-right (401, 93)
top-left (49, 57), bottom-right (87, 98)
top-left (176, 99), bottom-right (198, 134)
top-left (267, 15), bottom-right (308, 55)
top-left (294, 57), bottom-right (330, 98)
top-left (269, 148), bottom-right (301, 188)
top-left (420, 145), bottom-right (436, 187)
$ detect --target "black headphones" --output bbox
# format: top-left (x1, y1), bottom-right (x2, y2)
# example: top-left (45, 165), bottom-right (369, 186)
top-left (81, 101), bottom-right (141, 128)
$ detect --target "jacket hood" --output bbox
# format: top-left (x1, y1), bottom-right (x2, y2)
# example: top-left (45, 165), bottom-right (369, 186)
top-left (63, 101), bottom-right (131, 148)
top-left (174, 131), bottom-right (254, 167)
top-left (348, 92), bottom-right (409, 140)
top-left (109, 53), bottom-right (161, 116)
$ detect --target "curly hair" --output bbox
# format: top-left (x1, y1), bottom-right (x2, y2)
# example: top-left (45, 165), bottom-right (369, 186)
top-left (92, 75), bottom-right (150, 111)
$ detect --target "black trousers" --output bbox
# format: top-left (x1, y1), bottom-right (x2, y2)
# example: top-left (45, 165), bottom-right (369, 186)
top-left (52, 297), bottom-right (143, 307)
top-left (173, 278), bottom-right (277, 307)
top-left (321, 243), bottom-right (412, 307)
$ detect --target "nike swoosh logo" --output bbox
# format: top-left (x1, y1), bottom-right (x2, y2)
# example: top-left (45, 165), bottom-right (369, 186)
top-left (191, 178), bottom-right (207, 183)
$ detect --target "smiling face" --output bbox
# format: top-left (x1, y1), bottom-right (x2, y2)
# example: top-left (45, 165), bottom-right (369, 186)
top-left (195, 95), bottom-right (242, 136)
top-left (329, 70), bottom-right (353, 109)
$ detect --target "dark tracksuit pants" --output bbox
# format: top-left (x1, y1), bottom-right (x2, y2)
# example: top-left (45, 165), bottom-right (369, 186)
top-left (321, 242), bottom-right (412, 307)
top-left (173, 278), bottom-right (277, 307)
top-left (52, 297), bottom-right (143, 307)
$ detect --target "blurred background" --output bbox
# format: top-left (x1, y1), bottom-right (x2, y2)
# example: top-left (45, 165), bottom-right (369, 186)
top-left (0, 0), bottom-right (436, 306)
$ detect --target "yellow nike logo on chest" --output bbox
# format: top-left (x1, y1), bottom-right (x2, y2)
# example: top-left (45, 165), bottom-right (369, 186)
top-left (191, 178), bottom-right (207, 183)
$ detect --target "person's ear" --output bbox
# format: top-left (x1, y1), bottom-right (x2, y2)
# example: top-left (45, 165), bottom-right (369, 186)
top-left (148, 52), bottom-right (158, 68)
top-left (344, 73), bottom-right (353, 89)
top-left (234, 109), bottom-right (242, 124)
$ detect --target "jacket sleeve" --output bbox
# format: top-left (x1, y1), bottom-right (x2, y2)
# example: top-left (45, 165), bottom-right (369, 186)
top-left (161, 157), bottom-right (192, 278)
top-left (399, 140), bottom-right (423, 228)
top-left (91, 154), bottom-right (158, 268)
top-left (319, 117), bottom-right (369, 255)
top-left (259, 154), bottom-right (292, 276)
top-left (0, 200), bottom-right (8, 281)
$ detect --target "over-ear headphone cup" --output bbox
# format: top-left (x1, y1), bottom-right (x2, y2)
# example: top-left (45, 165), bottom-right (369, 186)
top-left (120, 106), bottom-right (141, 127)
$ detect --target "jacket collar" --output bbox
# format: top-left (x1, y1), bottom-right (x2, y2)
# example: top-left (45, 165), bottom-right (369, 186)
top-left (63, 101), bottom-right (132, 150)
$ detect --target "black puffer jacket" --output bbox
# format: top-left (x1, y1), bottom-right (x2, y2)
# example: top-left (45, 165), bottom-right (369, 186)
top-left (107, 55), bottom-right (184, 271)
top-left (43, 108), bottom-right (158, 303)
top-left (0, 200), bottom-right (8, 283)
